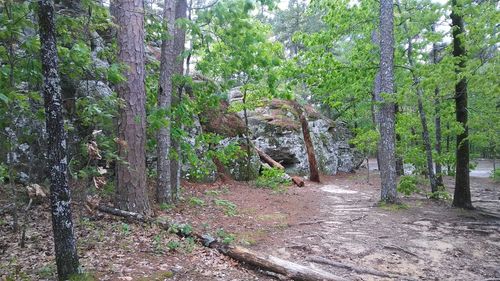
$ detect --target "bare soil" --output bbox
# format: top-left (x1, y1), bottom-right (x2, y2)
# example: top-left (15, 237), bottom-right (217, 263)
top-left (1, 169), bottom-right (499, 280)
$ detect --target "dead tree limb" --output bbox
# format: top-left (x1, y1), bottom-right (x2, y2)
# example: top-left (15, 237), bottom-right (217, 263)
top-left (222, 246), bottom-right (346, 281)
top-left (97, 205), bottom-right (344, 281)
top-left (292, 101), bottom-right (320, 183)
top-left (256, 147), bottom-right (285, 170)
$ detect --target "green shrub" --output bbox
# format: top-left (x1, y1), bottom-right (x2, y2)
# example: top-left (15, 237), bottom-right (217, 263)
top-left (492, 169), bottom-right (500, 182)
top-left (428, 186), bottom-right (451, 201)
top-left (254, 167), bottom-right (291, 191)
top-left (397, 175), bottom-right (419, 196)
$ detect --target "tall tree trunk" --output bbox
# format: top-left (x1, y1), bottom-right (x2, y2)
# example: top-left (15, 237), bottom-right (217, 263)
top-left (157, 0), bottom-right (176, 204)
top-left (417, 88), bottom-right (438, 192)
top-left (242, 89), bottom-right (252, 181)
top-left (451, 0), bottom-right (472, 209)
top-left (377, 0), bottom-right (397, 202)
top-left (446, 122), bottom-right (451, 175)
top-left (293, 102), bottom-right (320, 182)
top-left (38, 0), bottom-right (80, 279)
top-left (397, 3), bottom-right (438, 193)
top-left (170, 0), bottom-right (188, 201)
top-left (434, 89), bottom-right (444, 186)
top-left (431, 28), bottom-right (444, 188)
top-left (112, 0), bottom-right (151, 213)
top-left (394, 104), bottom-right (404, 176)
top-left (371, 82), bottom-right (381, 172)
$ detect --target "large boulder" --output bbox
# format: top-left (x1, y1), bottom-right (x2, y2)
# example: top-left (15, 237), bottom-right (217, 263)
top-left (241, 99), bottom-right (363, 175)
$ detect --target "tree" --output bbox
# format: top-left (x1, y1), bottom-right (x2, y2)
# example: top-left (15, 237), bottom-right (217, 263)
top-left (293, 101), bottom-right (320, 182)
top-left (170, 0), bottom-right (188, 201)
top-left (376, 0), bottom-right (397, 202)
top-left (157, 0), bottom-right (176, 204)
top-left (396, 0), bottom-right (438, 193)
top-left (450, 0), bottom-right (472, 209)
top-left (38, 0), bottom-right (79, 278)
top-left (112, 0), bottom-right (151, 214)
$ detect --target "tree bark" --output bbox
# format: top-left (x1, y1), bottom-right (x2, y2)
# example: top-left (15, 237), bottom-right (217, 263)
top-left (431, 27), bottom-right (444, 187)
top-left (156, 0), bottom-right (176, 204)
top-left (38, 0), bottom-right (80, 278)
top-left (112, 0), bottom-right (151, 214)
top-left (293, 102), bottom-right (320, 182)
top-left (170, 0), bottom-right (188, 202)
top-left (451, 0), bottom-right (472, 209)
top-left (377, 0), bottom-right (397, 202)
top-left (394, 104), bottom-right (404, 176)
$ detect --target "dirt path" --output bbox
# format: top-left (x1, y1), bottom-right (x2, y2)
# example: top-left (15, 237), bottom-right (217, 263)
top-left (255, 172), bottom-right (500, 280)
top-left (1, 171), bottom-right (499, 280)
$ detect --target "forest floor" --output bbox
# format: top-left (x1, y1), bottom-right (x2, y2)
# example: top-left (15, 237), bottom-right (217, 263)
top-left (1, 168), bottom-right (499, 281)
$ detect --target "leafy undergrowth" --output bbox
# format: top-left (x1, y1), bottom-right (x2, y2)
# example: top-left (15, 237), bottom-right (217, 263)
top-left (0, 178), bottom-right (313, 280)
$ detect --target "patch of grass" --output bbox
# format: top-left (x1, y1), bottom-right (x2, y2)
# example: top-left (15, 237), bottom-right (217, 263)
top-left (205, 189), bottom-right (221, 197)
top-left (427, 186), bottom-right (451, 201)
top-left (69, 272), bottom-right (97, 281)
top-left (38, 265), bottom-right (56, 279)
top-left (189, 196), bottom-right (205, 207)
top-left (120, 223), bottom-right (131, 235)
top-left (492, 169), bottom-right (500, 182)
top-left (182, 237), bottom-right (197, 253)
top-left (216, 228), bottom-right (236, 244)
top-left (213, 199), bottom-right (238, 216)
top-left (166, 240), bottom-right (180, 251)
top-left (257, 213), bottom-right (287, 222)
top-left (159, 203), bottom-right (174, 211)
top-left (378, 201), bottom-right (409, 211)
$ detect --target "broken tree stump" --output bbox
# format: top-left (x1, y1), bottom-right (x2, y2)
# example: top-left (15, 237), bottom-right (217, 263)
top-left (291, 176), bottom-right (305, 187)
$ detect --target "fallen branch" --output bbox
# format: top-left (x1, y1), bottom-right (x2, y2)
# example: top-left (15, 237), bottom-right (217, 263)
top-left (0, 203), bottom-right (15, 216)
top-left (307, 256), bottom-right (410, 279)
top-left (292, 220), bottom-right (326, 227)
top-left (256, 147), bottom-right (285, 170)
top-left (383, 245), bottom-right (419, 258)
top-left (348, 214), bottom-right (367, 223)
top-left (97, 205), bottom-right (344, 281)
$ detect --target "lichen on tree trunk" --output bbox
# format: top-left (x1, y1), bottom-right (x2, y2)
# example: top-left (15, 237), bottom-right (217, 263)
top-left (38, 0), bottom-right (79, 278)
top-left (377, 0), bottom-right (397, 203)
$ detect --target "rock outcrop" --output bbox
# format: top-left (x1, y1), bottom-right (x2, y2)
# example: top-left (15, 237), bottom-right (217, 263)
top-left (233, 98), bottom-right (363, 176)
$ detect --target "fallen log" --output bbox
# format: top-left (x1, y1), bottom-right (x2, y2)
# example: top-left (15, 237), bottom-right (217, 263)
top-left (256, 147), bottom-right (285, 170)
top-left (291, 176), bottom-right (305, 187)
top-left (97, 205), bottom-right (344, 281)
top-left (222, 246), bottom-right (346, 281)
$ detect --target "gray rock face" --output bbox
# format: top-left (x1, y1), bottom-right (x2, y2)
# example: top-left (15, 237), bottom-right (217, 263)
top-left (76, 80), bottom-right (113, 98)
top-left (243, 99), bottom-right (363, 176)
top-left (219, 137), bottom-right (261, 181)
